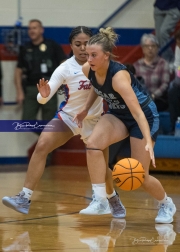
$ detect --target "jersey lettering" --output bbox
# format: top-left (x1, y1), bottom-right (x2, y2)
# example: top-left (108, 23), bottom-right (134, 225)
top-left (94, 88), bottom-right (126, 110)
top-left (78, 80), bottom-right (91, 90)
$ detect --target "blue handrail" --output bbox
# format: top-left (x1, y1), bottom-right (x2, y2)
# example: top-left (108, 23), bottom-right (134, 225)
top-left (93, 0), bottom-right (133, 34)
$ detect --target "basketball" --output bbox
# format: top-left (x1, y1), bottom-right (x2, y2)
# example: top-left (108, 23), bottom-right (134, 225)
top-left (112, 158), bottom-right (145, 191)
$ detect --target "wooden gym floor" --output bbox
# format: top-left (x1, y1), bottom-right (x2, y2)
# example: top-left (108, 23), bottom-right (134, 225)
top-left (0, 164), bottom-right (179, 252)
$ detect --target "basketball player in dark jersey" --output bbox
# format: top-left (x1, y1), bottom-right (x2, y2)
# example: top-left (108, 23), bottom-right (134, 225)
top-left (74, 27), bottom-right (176, 223)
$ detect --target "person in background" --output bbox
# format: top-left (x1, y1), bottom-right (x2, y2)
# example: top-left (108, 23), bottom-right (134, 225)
top-left (133, 33), bottom-right (170, 112)
top-left (174, 30), bottom-right (180, 70)
top-left (14, 19), bottom-right (66, 166)
top-left (168, 30), bottom-right (180, 132)
top-left (15, 19), bottom-right (66, 121)
top-left (153, 0), bottom-right (180, 63)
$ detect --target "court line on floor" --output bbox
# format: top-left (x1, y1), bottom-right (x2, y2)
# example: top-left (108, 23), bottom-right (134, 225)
top-left (1, 190), bottom-right (166, 224)
top-left (0, 192), bottom-right (93, 224)
top-left (41, 190), bottom-right (93, 200)
top-left (40, 190), bottom-right (159, 211)
top-left (0, 211), bottom-right (79, 224)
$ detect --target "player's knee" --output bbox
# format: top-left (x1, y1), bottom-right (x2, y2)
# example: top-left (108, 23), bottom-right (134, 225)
top-left (86, 138), bottom-right (96, 148)
top-left (35, 138), bottom-right (50, 155)
top-left (86, 138), bottom-right (102, 151)
top-left (141, 173), bottom-right (150, 187)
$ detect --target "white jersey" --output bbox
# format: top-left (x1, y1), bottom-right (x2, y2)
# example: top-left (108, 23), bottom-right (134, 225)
top-left (37, 56), bottom-right (103, 119)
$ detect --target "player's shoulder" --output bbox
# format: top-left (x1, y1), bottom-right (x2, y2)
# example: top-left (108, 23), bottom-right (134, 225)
top-left (63, 56), bottom-right (82, 70)
top-left (60, 56), bottom-right (75, 68)
top-left (110, 60), bottom-right (125, 69)
top-left (82, 62), bottom-right (90, 78)
top-left (109, 60), bottom-right (127, 77)
top-left (55, 56), bottom-right (79, 75)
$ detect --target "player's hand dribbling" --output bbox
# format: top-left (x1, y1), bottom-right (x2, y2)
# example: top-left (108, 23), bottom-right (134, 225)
top-left (73, 110), bottom-right (88, 128)
top-left (145, 143), bottom-right (156, 168)
top-left (37, 78), bottom-right (51, 98)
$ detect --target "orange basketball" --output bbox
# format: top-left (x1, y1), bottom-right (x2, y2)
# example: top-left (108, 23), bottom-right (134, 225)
top-left (112, 158), bottom-right (145, 191)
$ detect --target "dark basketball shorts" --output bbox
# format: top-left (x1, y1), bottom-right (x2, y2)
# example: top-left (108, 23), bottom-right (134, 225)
top-left (108, 100), bottom-right (159, 142)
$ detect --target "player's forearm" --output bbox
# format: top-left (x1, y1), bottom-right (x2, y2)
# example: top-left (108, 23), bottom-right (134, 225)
top-left (82, 88), bottom-right (98, 112)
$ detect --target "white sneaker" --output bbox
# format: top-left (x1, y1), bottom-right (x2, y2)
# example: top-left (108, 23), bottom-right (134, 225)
top-left (2, 191), bottom-right (31, 214)
top-left (2, 231), bottom-right (31, 252)
top-left (80, 235), bottom-right (111, 252)
top-left (107, 219), bottom-right (126, 239)
top-left (79, 196), bottom-right (111, 215)
top-left (155, 197), bottom-right (176, 224)
top-left (80, 219), bottom-right (126, 251)
top-left (155, 224), bottom-right (176, 246)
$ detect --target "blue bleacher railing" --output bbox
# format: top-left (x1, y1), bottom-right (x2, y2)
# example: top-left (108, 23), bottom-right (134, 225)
top-left (93, 0), bottom-right (133, 34)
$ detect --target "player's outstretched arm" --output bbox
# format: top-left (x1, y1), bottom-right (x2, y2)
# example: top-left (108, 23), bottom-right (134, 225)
top-left (37, 78), bottom-right (51, 98)
top-left (113, 70), bottom-right (156, 168)
top-left (37, 65), bottom-right (65, 104)
top-left (73, 87), bottom-right (98, 128)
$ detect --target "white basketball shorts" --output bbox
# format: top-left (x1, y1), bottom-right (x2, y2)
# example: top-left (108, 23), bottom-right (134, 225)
top-left (57, 110), bottom-right (100, 144)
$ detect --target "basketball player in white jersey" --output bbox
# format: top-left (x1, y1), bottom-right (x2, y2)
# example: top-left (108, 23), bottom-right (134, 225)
top-left (2, 26), bottom-right (115, 216)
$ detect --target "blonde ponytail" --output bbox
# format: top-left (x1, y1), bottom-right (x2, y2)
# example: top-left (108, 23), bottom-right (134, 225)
top-left (88, 27), bottom-right (118, 59)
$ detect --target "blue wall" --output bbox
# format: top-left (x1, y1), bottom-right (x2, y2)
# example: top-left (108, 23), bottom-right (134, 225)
top-left (0, 26), bottom-right (153, 46)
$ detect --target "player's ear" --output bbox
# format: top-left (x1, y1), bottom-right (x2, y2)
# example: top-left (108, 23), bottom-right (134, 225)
top-left (104, 52), bottom-right (110, 60)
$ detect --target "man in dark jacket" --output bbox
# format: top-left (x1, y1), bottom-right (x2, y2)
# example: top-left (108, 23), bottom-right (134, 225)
top-left (15, 19), bottom-right (66, 121)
